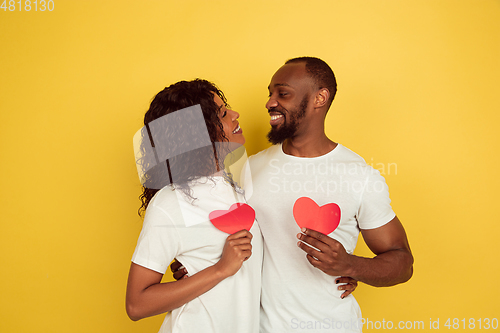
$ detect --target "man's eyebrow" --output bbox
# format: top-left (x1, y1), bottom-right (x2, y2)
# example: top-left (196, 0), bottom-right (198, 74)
top-left (268, 83), bottom-right (291, 90)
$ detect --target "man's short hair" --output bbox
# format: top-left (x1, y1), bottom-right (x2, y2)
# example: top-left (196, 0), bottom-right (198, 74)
top-left (285, 56), bottom-right (337, 109)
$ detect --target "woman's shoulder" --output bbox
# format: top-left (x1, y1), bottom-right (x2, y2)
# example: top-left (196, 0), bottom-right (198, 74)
top-left (248, 145), bottom-right (281, 168)
top-left (150, 185), bottom-right (177, 206)
top-left (143, 186), bottom-right (183, 226)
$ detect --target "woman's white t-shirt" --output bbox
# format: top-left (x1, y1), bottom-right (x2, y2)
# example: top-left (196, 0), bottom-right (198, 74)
top-left (132, 177), bottom-right (263, 333)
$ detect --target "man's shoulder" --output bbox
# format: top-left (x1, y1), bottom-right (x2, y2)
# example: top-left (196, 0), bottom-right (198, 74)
top-left (334, 144), bottom-right (367, 165)
top-left (334, 144), bottom-right (386, 180)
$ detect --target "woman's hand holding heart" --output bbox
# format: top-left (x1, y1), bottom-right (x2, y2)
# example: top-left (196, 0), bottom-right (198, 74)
top-left (214, 229), bottom-right (253, 278)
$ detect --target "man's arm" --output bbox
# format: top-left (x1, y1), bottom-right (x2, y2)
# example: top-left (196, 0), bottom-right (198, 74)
top-left (297, 216), bottom-right (413, 287)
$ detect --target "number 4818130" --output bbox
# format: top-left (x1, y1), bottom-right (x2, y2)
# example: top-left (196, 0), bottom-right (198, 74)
top-left (1, 0), bottom-right (55, 11)
top-left (444, 318), bottom-right (498, 329)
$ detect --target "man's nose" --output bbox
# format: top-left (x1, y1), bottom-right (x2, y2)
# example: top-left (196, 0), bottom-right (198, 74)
top-left (266, 96), bottom-right (278, 110)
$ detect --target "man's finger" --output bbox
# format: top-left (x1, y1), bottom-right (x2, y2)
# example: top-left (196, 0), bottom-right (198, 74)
top-left (301, 228), bottom-right (337, 246)
top-left (305, 254), bottom-right (323, 269)
top-left (297, 240), bottom-right (325, 261)
top-left (297, 233), bottom-right (329, 252)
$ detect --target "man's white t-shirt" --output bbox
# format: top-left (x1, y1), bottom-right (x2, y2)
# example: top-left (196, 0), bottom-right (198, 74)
top-left (245, 144), bottom-right (395, 333)
top-left (132, 176), bottom-right (263, 333)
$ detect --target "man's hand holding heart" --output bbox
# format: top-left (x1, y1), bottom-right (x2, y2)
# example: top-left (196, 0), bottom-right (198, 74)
top-left (293, 197), bottom-right (358, 298)
top-left (297, 228), bottom-right (354, 278)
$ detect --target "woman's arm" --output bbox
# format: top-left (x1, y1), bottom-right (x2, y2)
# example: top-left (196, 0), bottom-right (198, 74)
top-left (126, 229), bottom-right (252, 321)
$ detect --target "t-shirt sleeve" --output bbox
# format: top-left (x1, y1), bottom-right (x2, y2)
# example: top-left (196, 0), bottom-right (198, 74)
top-left (357, 167), bottom-right (396, 230)
top-left (131, 204), bottom-right (181, 274)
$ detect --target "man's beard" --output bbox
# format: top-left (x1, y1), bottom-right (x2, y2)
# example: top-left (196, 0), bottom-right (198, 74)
top-left (267, 94), bottom-right (308, 145)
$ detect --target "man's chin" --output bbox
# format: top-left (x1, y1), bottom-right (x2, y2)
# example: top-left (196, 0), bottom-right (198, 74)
top-left (267, 127), bottom-right (291, 145)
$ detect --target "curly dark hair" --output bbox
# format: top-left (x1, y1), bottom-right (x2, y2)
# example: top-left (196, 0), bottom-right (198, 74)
top-left (136, 79), bottom-right (232, 217)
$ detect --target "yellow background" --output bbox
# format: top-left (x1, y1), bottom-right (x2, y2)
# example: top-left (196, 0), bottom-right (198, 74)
top-left (1, 0), bottom-right (499, 332)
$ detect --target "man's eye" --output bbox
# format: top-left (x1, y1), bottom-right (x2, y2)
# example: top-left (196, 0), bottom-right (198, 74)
top-left (279, 93), bottom-right (287, 97)
top-left (222, 111), bottom-right (227, 117)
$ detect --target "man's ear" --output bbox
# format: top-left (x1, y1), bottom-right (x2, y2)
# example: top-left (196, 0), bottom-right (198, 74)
top-left (314, 88), bottom-right (330, 108)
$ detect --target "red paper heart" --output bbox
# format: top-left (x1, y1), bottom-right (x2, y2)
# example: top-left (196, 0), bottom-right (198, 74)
top-left (209, 203), bottom-right (255, 234)
top-left (293, 197), bottom-right (341, 235)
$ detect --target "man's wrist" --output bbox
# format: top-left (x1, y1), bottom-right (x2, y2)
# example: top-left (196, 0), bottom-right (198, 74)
top-left (344, 254), bottom-right (361, 280)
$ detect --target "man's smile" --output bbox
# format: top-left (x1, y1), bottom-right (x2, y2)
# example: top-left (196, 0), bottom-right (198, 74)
top-left (269, 110), bottom-right (285, 126)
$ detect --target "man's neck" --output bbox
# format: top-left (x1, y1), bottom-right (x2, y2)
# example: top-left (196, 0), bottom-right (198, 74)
top-left (282, 134), bottom-right (337, 158)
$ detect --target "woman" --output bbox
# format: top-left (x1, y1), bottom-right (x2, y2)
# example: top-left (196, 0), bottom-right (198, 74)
top-left (126, 79), bottom-right (262, 333)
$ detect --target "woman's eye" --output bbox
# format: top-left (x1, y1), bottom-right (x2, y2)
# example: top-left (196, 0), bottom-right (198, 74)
top-left (222, 111), bottom-right (227, 117)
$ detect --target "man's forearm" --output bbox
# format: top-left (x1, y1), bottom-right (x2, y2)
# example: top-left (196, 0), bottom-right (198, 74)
top-left (348, 248), bottom-right (413, 287)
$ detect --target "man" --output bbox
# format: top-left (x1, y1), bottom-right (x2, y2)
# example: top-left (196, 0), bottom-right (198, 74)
top-left (245, 57), bottom-right (413, 332)
top-left (173, 57), bottom-right (413, 332)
